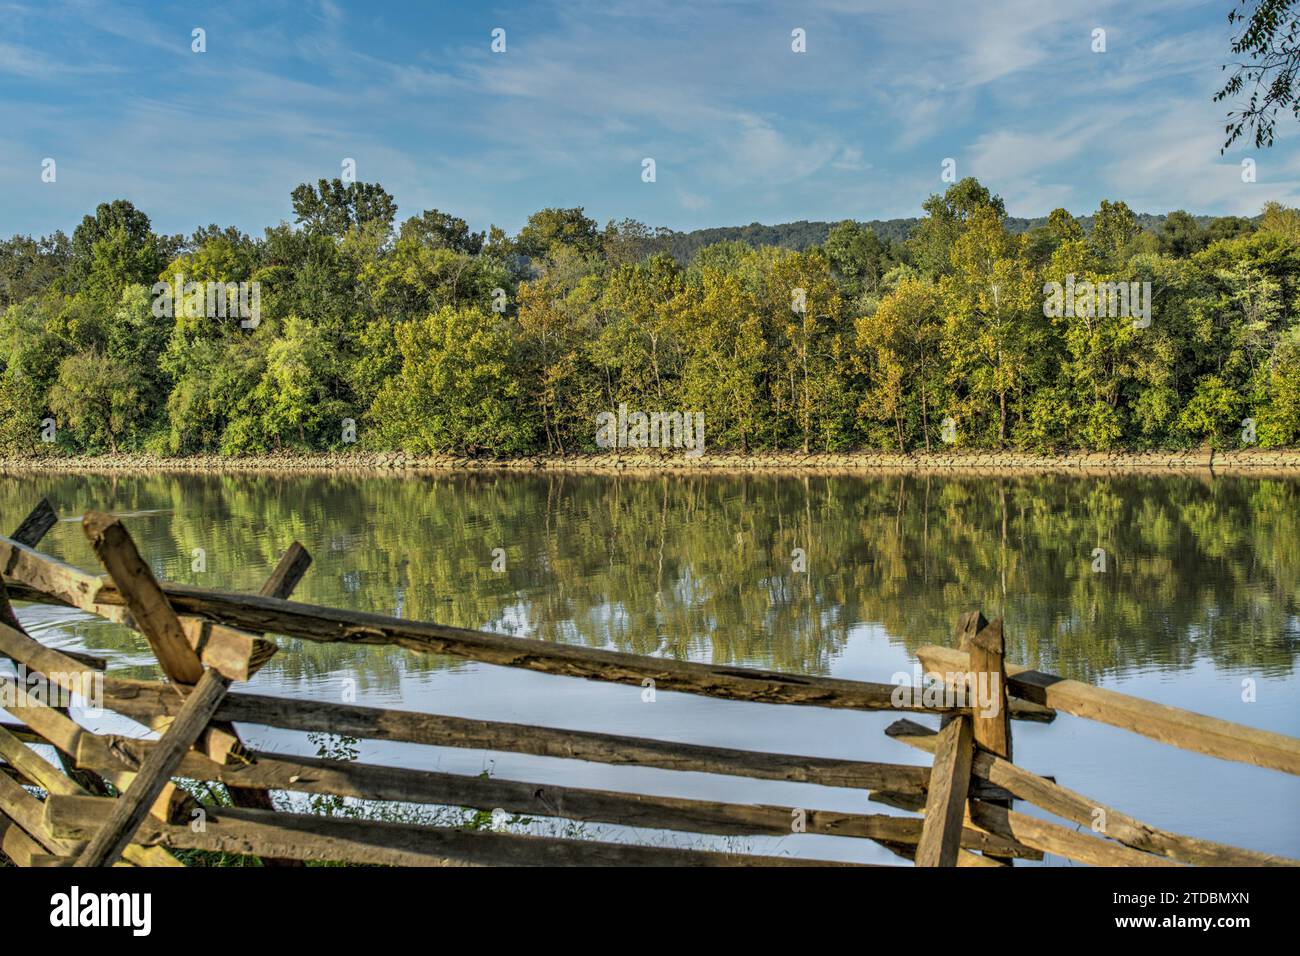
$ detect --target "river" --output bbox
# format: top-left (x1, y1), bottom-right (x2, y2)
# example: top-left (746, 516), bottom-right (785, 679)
top-left (3, 469), bottom-right (1297, 864)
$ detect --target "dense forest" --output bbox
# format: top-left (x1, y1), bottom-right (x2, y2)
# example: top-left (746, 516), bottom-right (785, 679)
top-left (1, 177), bottom-right (1297, 457)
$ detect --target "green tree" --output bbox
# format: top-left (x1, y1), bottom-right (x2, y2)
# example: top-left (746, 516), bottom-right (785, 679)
top-left (675, 269), bottom-right (767, 450)
top-left (371, 306), bottom-right (538, 455)
top-left (399, 209), bottom-right (485, 254)
top-left (941, 205), bottom-right (1043, 446)
top-left (1259, 200), bottom-right (1300, 239)
top-left (1258, 326), bottom-right (1300, 443)
top-left (47, 351), bottom-right (143, 452)
top-left (1047, 208), bottom-right (1085, 243)
top-left (515, 208), bottom-right (600, 261)
top-left (1160, 210), bottom-right (1207, 258)
top-left (69, 200), bottom-right (159, 289)
top-left (857, 277), bottom-right (944, 450)
top-left (764, 249), bottom-right (844, 451)
top-left (291, 179), bottom-right (398, 238)
top-left (908, 178), bottom-right (1007, 277)
top-left (1090, 200), bottom-right (1140, 266)
top-left (1178, 374), bottom-right (1245, 443)
top-left (601, 219), bottom-right (671, 267)
top-left (824, 221), bottom-right (893, 300)
top-left (0, 232), bottom-right (70, 308)
top-left (230, 315), bottom-right (347, 451)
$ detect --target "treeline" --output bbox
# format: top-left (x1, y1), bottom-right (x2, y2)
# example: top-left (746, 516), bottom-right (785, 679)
top-left (667, 218), bottom-right (916, 259)
top-left (0, 177), bottom-right (1297, 457)
top-left (665, 211), bottom-right (1226, 261)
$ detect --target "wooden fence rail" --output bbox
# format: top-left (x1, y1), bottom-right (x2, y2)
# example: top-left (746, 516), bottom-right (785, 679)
top-left (917, 644), bottom-right (1300, 776)
top-left (0, 498), bottom-right (1296, 869)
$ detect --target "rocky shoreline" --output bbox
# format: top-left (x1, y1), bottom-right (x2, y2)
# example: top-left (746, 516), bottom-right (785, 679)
top-left (1, 448), bottom-right (1298, 478)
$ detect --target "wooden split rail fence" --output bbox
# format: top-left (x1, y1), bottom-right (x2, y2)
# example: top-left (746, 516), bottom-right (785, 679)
top-left (0, 498), bottom-right (1296, 867)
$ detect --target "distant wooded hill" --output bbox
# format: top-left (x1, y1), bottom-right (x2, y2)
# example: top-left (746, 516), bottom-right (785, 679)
top-left (666, 212), bottom-right (1235, 261)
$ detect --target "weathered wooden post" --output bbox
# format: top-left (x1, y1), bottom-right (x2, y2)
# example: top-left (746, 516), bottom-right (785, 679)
top-left (966, 617), bottom-right (1011, 763)
top-left (915, 714), bottom-right (973, 866)
top-left (965, 611), bottom-right (1013, 864)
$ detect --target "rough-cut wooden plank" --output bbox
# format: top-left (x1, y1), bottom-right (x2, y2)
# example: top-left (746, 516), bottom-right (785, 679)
top-left (1, 806), bottom-right (50, 866)
top-left (966, 616), bottom-right (1013, 866)
top-left (869, 779), bottom-right (1019, 809)
top-left (76, 668), bottom-right (232, 867)
top-left (0, 771), bottom-right (81, 857)
top-left (967, 619), bottom-right (1011, 762)
top-left (3, 541), bottom-right (293, 690)
top-left (12, 499), bottom-right (58, 548)
top-left (0, 721), bottom-right (44, 744)
top-left (953, 610), bottom-right (987, 657)
top-left (0, 624), bottom-right (104, 711)
top-left (0, 672), bottom-right (178, 817)
top-left (0, 623), bottom-right (104, 705)
top-left (0, 724), bottom-right (79, 796)
top-left (178, 618), bottom-right (277, 682)
top-left (0, 535), bottom-right (107, 613)
top-left (2, 580), bottom-right (275, 674)
top-left (870, 835), bottom-right (1007, 867)
top-left (82, 512), bottom-right (203, 685)
top-left (259, 543), bottom-right (312, 600)
top-left (28, 533), bottom-right (907, 710)
top-left (80, 516), bottom-right (279, 836)
top-left (91, 680), bottom-right (933, 793)
top-left (916, 644), bottom-right (1300, 776)
top-left (885, 718), bottom-right (1295, 867)
top-left (0, 676), bottom-right (85, 755)
top-left (967, 800), bottom-right (1182, 868)
top-left (0, 804), bottom-right (130, 867)
top-left (1, 501), bottom-right (61, 639)
top-left (48, 796), bottom-right (874, 867)
top-left (87, 581), bottom-right (948, 713)
top-left (915, 715), bottom-right (973, 867)
top-left (5, 578), bottom-right (267, 682)
top-left (0, 513), bottom-right (116, 799)
top-left (0, 619), bottom-right (242, 819)
top-left (915, 641), bottom-right (1053, 724)
top-left (1, 532), bottom-right (281, 683)
top-left (75, 734), bottom-right (1035, 858)
top-left (54, 649), bottom-right (107, 671)
top-left (0, 673), bottom-right (190, 825)
top-left (976, 758), bottom-right (1296, 867)
top-left (0, 724), bottom-right (180, 867)
top-left (7, 568), bottom-right (1059, 719)
top-left (0, 806), bottom-right (114, 867)
top-left (0, 619), bottom-right (128, 805)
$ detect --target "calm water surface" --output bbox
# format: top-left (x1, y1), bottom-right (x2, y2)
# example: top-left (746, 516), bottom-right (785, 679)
top-left (2, 471), bottom-right (1297, 864)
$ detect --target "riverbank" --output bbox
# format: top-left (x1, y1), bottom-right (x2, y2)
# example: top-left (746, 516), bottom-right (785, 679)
top-left (1, 448), bottom-right (1299, 477)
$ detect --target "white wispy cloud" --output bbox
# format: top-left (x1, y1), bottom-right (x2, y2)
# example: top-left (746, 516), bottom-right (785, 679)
top-left (0, 0), bottom-right (1294, 237)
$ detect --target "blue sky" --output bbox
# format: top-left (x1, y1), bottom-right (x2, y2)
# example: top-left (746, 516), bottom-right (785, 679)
top-left (2, 0), bottom-right (1298, 238)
